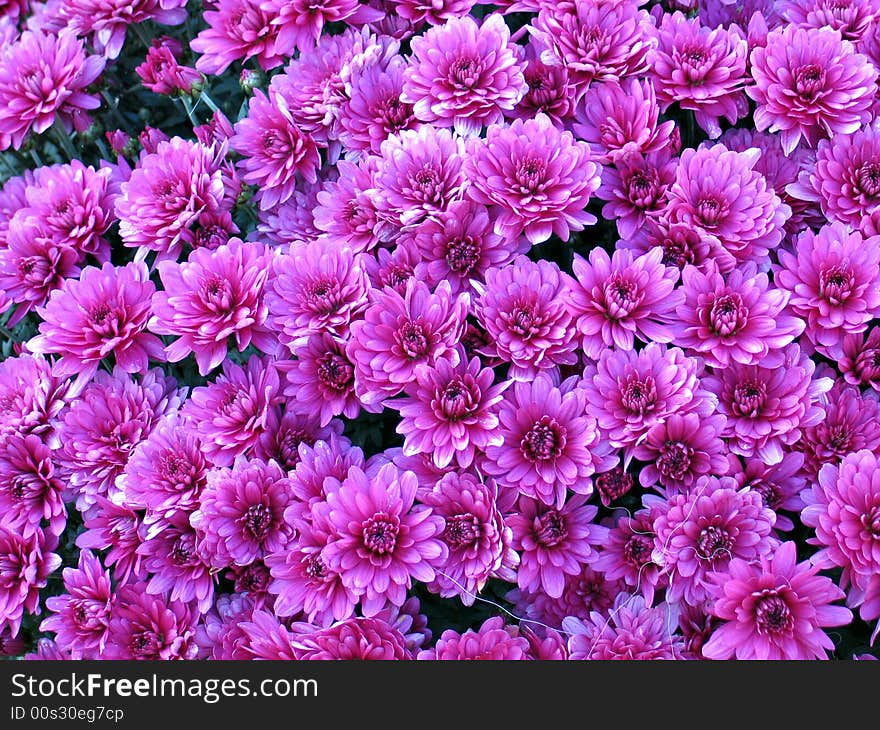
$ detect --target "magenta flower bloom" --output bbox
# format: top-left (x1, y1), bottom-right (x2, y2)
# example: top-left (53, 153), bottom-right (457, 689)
top-left (75, 498), bottom-right (145, 586)
top-left (151, 239), bottom-right (278, 375)
top-left (348, 278), bottom-right (468, 409)
top-left (285, 432), bottom-right (363, 509)
top-left (104, 584), bottom-right (197, 660)
top-left (840, 326), bottom-right (880, 392)
top-left (190, 458), bottom-right (295, 568)
top-left (705, 344), bottom-right (832, 464)
top-left (265, 0), bottom-right (383, 56)
top-left (0, 30), bottom-right (104, 150)
top-left (195, 594), bottom-right (255, 660)
top-left (291, 617), bottom-right (412, 660)
top-left (650, 11), bottom-right (749, 139)
top-left (40, 549), bottom-right (111, 660)
top-left (594, 466), bottom-right (634, 508)
top-left (231, 89), bottom-right (321, 212)
top-left (314, 158), bottom-right (385, 253)
top-left (135, 36), bottom-right (202, 95)
top-left (619, 215), bottom-right (735, 275)
top-left (803, 449), bottom-right (880, 622)
top-left (666, 143), bottom-right (790, 266)
top-left (239, 609), bottom-right (297, 660)
top-left (465, 114), bottom-right (601, 244)
top-left (268, 239), bottom-right (370, 351)
top-left (780, 0), bottom-right (877, 41)
top-left (775, 222), bottom-right (880, 351)
top-left (316, 463), bottom-right (446, 616)
top-left (567, 245), bottom-right (683, 359)
top-left (254, 411), bottom-right (345, 473)
top-left (394, 0), bottom-right (476, 26)
top-left (0, 433), bottom-right (65, 539)
top-left (389, 355), bottom-right (509, 470)
top-left (508, 38), bottom-right (575, 126)
top-left (182, 355), bottom-right (282, 467)
top-left (703, 541), bottom-right (852, 660)
top-left (191, 0), bottom-right (284, 74)
top-left (418, 616), bottom-right (530, 660)
top-left (652, 476), bottom-right (778, 605)
top-left (747, 25), bottom-right (877, 154)
top-left (731, 452), bottom-right (806, 533)
top-left (27, 260), bottom-right (164, 397)
top-left (592, 507), bottom-right (664, 605)
top-left (482, 374), bottom-right (617, 509)
top-left (0, 527), bottom-right (60, 637)
top-left (401, 14), bottom-right (526, 136)
top-left (115, 137), bottom-right (226, 263)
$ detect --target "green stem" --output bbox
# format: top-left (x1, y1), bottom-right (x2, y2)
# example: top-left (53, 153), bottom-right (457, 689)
top-left (95, 136), bottom-right (111, 161)
top-left (51, 116), bottom-right (78, 161)
top-left (130, 22), bottom-right (153, 52)
top-left (197, 89), bottom-right (221, 115)
top-left (29, 148), bottom-right (43, 167)
top-left (179, 95), bottom-right (198, 126)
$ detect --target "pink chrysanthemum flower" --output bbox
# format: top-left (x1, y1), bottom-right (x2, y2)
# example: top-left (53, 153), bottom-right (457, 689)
top-left (291, 616), bottom-right (411, 660)
top-left (151, 239), bottom-right (278, 375)
top-left (0, 433), bottom-right (65, 539)
top-left (253, 411), bottom-right (345, 472)
top-left (730, 453), bottom-right (806, 533)
top-left (776, 223), bottom-right (880, 351)
top-left (256, 182), bottom-right (320, 249)
top-left (265, 0), bottom-right (383, 56)
top-left (284, 433), bottom-right (363, 509)
top-left (703, 540), bottom-right (852, 660)
top-left (104, 584), bottom-right (197, 660)
top-left (780, 0), bottom-right (877, 42)
top-left (191, 0), bottom-right (284, 74)
top-left (0, 30), bottom-right (104, 150)
top-left (316, 463), bottom-right (446, 616)
top-left (348, 278), bottom-right (468, 410)
top-left (363, 245), bottom-right (419, 295)
top-left (482, 374), bottom-right (617, 509)
top-left (673, 261), bottom-right (805, 368)
top-left (582, 343), bottom-right (711, 452)
top-left (666, 143), bottom-right (790, 266)
top-left (225, 560), bottom-right (272, 607)
top-left (195, 594), bottom-right (255, 660)
top-left (529, 0), bottom-right (655, 100)
top-left (474, 256), bottom-right (577, 379)
top-left (115, 137), bottom-right (226, 263)
top-left (567, 245), bottom-right (683, 359)
top-left (313, 158), bottom-right (385, 253)
top-left (190, 457), bottom-right (295, 568)
top-left (182, 355), bottom-right (282, 467)
top-left (564, 595), bottom-right (685, 660)
top-left (268, 239), bottom-right (370, 351)
top-left (75, 498), bottom-right (145, 586)
top-left (508, 38), bottom-right (575, 126)
top-left (651, 11), bottom-right (749, 139)
top-left (231, 89), bottom-right (321, 211)
top-left (840, 326), bottom-right (880, 392)
top-left (652, 476), bottom-right (778, 605)
top-left (395, 0), bottom-right (476, 26)
top-left (135, 36), bottom-right (202, 95)
top-left (238, 609), bottom-right (297, 660)
top-left (465, 114), bottom-right (601, 245)
top-left (389, 355), bottom-right (509, 470)
top-left (401, 14), bottom-right (526, 136)
top-left (39, 549), bottom-right (111, 660)
top-left (594, 466), bottom-right (635, 508)
top-left (705, 344), bottom-right (832, 464)
top-left (747, 24), bottom-right (877, 154)
top-left (418, 616), bottom-right (530, 660)
top-left (593, 506), bottom-right (664, 605)
top-left (0, 527), bottom-right (60, 637)
top-left (56, 367), bottom-right (183, 511)
top-left (804, 449), bottom-right (880, 623)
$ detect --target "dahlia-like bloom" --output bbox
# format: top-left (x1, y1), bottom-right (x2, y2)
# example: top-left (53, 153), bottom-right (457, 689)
top-left (731, 452), bottom-right (806, 533)
top-left (238, 609), bottom-right (297, 659)
top-left (254, 411), bottom-right (345, 473)
top-left (705, 344), bottom-right (832, 464)
top-left (582, 343), bottom-right (711, 452)
top-left (256, 183), bottom-right (319, 249)
top-left (572, 77), bottom-right (677, 166)
top-left (567, 245), bottom-right (683, 359)
top-left (389, 355), bottom-right (509, 470)
top-left (363, 245), bottom-right (419, 295)
top-left (56, 367), bottom-right (183, 511)
top-left (703, 540), bottom-right (852, 660)
top-left (0, 30), bottom-right (104, 150)
top-left (482, 374), bottom-right (618, 508)
top-left (40, 549), bottom-right (111, 659)
top-left (283, 333), bottom-right (360, 427)
top-left (465, 114), bottom-right (601, 244)
top-left (474, 256), bottom-right (578, 379)
top-left (371, 125), bottom-right (466, 229)
top-left (315, 463), bottom-right (446, 616)
top-left (776, 224), bottom-right (880, 351)
top-left (195, 593), bottom-right (255, 660)
top-left (395, 0), bottom-right (475, 25)
top-left (190, 457), bottom-right (295, 568)
top-left (348, 278), bottom-right (468, 409)
top-left (0, 433), bottom-right (65, 538)
top-left (619, 215), bottom-right (735, 275)
top-left (27, 261), bottom-right (164, 396)
top-left (265, 0), bottom-right (383, 56)
top-left (283, 433), bottom-right (363, 509)
top-left (634, 413), bottom-right (729, 495)
top-left (594, 466), bottom-right (634, 507)
top-left (406, 199), bottom-right (526, 296)
top-left (119, 412), bottom-right (208, 518)
top-left (418, 616), bottom-right (530, 660)
top-left (313, 158), bottom-right (385, 253)
top-left (529, 0), bottom-right (655, 99)
top-left (747, 25), bottom-right (877, 154)
top-left (268, 239), bottom-right (370, 351)
top-left (0, 527), bottom-right (60, 636)
top-left (135, 36), bottom-right (202, 95)
top-left (673, 261), bottom-right (805, 368)
top-left (564, 595), bottom-right (685, 660)
top-left (231, 89), bottom-right (321, 211)
top-left (780, 0), bottom-right (877, 42)
top-left (652, 476), bottom-right (777, 605)
top-left (592, 507), bottom-right (664, 605)
top-left (225, 560), bottom-right (272, 606)
top-left (804, 449), bottom-right (880, 622)
top-left (401, 13), bottom-right (526, 136)
top-left (75, 498), bottom-right (145, 586)
top-left (840, 326), bottom-right (880, 392)
top-left (508, 493), bottom-right (605, 599)
top-left (420, 471), bottom-right (516, 605)
top-left (291, 617), bottom-right (411, 660)
top-left (191, 0), bottom-right (284, 74)
top-left (508, 38), bottom-right (575, 126)
top-left (650, 11), bottom-right (749, 138)
top-left (182, 355), bottom-right (282, 467)
top-left (151, 239), bottom-right (278, 375)
top-left (665, 143), bottom-right (790, 266)
top-left (104, 584), bottom-right (197, 660)
top-left (115, 137), bottom-right (226, 262)
top-left (0, 353), bottom-right (66, 443)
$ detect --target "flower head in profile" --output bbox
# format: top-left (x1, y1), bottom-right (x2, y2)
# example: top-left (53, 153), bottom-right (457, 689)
top-left (0, 433), bottom-right (66, 539)
top-left (418, 616), bottom-right (530, 660)
top-left (291, 617), bottom-right (412, 660)
top-left (0, 527), bottom-right (60, 637)
top-left (779, 0), bottom-right (877, 43)
top-left (264, 0), bottom-right (383, 56)
top-left (190, 0), bottom-right (284, 75)
top-left (135, 36), bottom-right (202, 95)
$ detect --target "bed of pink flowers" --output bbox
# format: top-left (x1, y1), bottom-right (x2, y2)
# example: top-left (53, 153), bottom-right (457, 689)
top-left (0, 0), bottom-right (879, 661)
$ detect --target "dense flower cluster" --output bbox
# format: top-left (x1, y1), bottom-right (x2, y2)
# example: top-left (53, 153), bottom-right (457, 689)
top-left (0, 0), bottom-right (876, 663)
